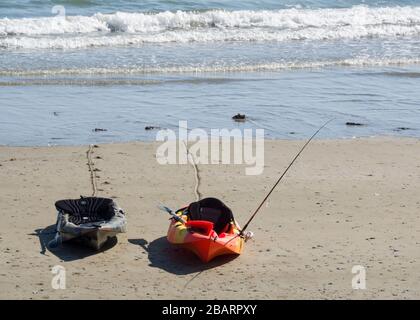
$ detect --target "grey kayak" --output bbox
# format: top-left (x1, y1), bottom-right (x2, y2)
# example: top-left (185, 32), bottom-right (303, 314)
top-left (49, 196), bottom-right (127, 250)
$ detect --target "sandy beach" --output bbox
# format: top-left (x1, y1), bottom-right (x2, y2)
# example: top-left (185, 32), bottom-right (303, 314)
top-left (0, 137), bottom-right (419, 299)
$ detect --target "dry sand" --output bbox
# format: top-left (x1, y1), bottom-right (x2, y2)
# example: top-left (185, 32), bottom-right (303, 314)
top-left (0, 137), bottom-right (419, 299)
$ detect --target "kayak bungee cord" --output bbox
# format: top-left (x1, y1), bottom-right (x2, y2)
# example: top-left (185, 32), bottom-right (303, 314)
top-left (239, 119), bottom-right (334, 236)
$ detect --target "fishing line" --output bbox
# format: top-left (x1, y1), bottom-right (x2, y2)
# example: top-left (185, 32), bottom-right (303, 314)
top-left (86, 144), bottom-right (98, 197)
top-left (182, 140), bottom-right (202, 201)
top-left (240, 119), bottom-right (334, 235)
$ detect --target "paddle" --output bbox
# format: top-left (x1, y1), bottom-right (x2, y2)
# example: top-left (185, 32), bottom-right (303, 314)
top-left (158, 204), bottom-right (187, 224)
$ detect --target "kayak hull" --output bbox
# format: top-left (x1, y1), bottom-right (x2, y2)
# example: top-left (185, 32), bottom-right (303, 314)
top-left (167, 219), bottom-right (244, 263)
top-left (59, 227), bottom-right (121, 251)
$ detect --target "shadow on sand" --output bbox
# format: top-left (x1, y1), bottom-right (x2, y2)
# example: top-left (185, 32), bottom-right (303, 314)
top-left (30, 224), bottom-right (117, 262)
top-left (128, 237), bottom-right (238, 275)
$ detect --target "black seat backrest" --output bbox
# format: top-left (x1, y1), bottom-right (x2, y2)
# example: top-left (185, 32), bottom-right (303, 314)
top-left (55, 197), bottom-right (116, 225)
top-left (187, 197), bottom-right (234, 234)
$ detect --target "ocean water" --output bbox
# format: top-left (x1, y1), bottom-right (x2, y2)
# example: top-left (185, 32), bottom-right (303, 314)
top-left (1, 0), bottom-right (420, 146)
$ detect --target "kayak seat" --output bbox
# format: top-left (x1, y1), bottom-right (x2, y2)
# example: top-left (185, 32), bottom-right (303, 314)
top-left (55, 196), bottom-right (117, 225)
top-left (187, 197), bottom-right (234, 234)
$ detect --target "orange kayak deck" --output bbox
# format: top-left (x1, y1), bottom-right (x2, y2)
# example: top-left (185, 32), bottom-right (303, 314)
top-left (167, 218), bottom-right (244, 263)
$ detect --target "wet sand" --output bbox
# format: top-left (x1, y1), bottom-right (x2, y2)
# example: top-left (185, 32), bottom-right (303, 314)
top-left (0, 137), bottom-right (419, 299)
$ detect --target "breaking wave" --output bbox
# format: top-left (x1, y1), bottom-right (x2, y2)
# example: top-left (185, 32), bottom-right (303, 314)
top-left (1, 6), bottom-right (420, 49)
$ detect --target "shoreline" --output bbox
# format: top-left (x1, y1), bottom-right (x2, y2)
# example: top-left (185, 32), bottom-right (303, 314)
top-left (1, 136), bottom-right (419, 299)
top-left (1, 134), bottom-right (418, 148)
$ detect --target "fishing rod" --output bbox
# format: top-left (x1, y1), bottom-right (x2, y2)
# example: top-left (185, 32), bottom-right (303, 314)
top-left (239, 119), bottom-right (334, 235)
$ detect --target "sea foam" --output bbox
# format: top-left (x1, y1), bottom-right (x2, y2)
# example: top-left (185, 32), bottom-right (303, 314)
top-left (2, 57), bottom-right (420, 76)
top-left (1, 6), bottom-right (420, 49)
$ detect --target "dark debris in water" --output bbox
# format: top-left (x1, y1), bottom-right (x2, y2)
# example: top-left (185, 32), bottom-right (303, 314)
top-left (145, 126), bottom-right (161, 130)
top-left (345, 122), bottom-right (365, 126)
top-left (232, 113), bottom-right (246, 122)
top-left (394, 127), bottom-right (413, 132)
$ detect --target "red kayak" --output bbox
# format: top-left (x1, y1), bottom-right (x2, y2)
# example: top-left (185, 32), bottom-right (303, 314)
top-left (164, 198), bottom-right (245, 262)
top-left (167, 213), bottom-right (244, 262)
